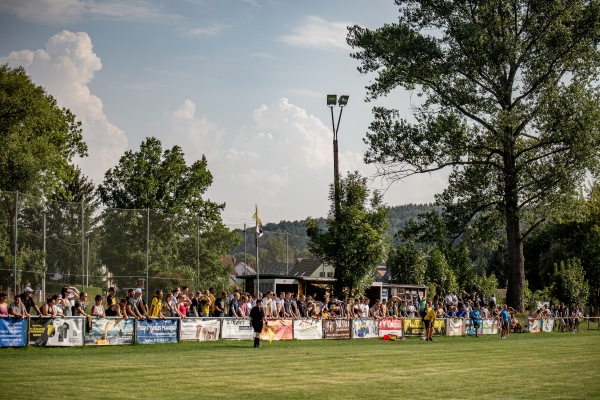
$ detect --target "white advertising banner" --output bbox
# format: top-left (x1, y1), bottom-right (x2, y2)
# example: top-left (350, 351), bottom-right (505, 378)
top-left (293, 319), bottom-right (323, 340)
top-left (180, 318), bottom-right (221, 341)
top-left (220, 318), bottom-right (253, 340)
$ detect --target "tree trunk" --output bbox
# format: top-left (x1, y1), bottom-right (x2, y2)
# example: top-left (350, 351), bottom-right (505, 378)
top-left (504, 137), bottom-right (525, 312)
top-left (505, 211), bottom-right (525, 312)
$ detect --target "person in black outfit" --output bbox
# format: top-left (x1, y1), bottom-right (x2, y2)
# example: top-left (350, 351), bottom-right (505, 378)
top-left (249, 301), bottom-right (266, 348)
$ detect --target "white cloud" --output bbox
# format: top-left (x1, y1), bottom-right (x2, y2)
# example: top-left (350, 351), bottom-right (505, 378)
top-left (183, 23), bottom-right (229, 37)
top-left (168, 99), bottom-right (225, 163)
top-left (0, 0), bottom-right (181, 24)
top-left (279, 16), bottom-right (351, 50)
top-left (0, 30), bottom-right (128, 185)
top-left (204, 98), bottom-right (370, 222)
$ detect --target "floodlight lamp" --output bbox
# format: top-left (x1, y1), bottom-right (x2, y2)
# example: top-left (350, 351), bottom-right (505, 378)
top-left (327, 94), bottom-right (337, 106)
top-left (338, 95), bottom-right (349, 107)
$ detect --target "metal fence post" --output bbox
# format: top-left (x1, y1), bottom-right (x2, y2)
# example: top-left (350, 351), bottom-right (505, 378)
top-left (14, 190), bottom-right (18, 295)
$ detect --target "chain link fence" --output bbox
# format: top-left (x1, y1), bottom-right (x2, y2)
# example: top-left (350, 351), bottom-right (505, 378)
top-left (0, 191), bottom-right (233, 303)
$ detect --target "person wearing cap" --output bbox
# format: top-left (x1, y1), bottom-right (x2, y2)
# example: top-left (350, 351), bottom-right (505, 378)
top-left (19, 287), bottom-right (42, 316)
top-left (133, 288), bottom-right (149, 319)
top-left (9, 295), bottom-right (29, 319)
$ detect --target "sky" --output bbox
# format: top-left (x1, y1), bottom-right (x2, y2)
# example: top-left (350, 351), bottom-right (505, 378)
top-left (0, 0), bottom-right (447, 228)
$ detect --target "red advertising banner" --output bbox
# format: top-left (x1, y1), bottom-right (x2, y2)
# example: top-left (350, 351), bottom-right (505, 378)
top-left (378, 318), bottom-right (403, 337)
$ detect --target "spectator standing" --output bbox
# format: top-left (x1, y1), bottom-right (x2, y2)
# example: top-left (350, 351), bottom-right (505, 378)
top-left (228, 292), bottom-right (240, 318)
top-left (370, 300), bottom-right (382, 319)
top-left (190, 292), bottom-right (200, 317)
top-left (297, 294), bottom-right (307, 318)
top-left (175, 295), bottom-right (187, 318)
top-left (41, 296), bottom-right (60, 317)
top-left (126, 289), bottom-right (142, 320)
top-left (208, 288), bottom-right (216, 316)
top-left (19, 287), bottom-right (42, 316)
top-left (0, 293), bottom-right (8, 317)
top-left (133, 288), bottom-right (149, 318)
top-left (149, 290), bottom-right (165, 318)
top-left (213, 291), bottom-right (226, 317)
top-left (163, 293), bottom-right (177, 317)
top-left (91, 295), bottom-right (105, 317)
top-left (9, 295), bottom-right (29, 319)
top-left (105, 287), bottom-right (119, 317)
top-left (74, 292), bottom-right (90, 317)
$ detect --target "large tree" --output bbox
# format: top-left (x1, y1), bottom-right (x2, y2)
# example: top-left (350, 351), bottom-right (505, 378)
top-left (348, 0), bottom-right (600, 311)
top-left (306, 171), bottom-right (390, 297)
top-left (0, 65), bottom-right (87, 291)
top-left (97, 137), bottom-right (239, 291)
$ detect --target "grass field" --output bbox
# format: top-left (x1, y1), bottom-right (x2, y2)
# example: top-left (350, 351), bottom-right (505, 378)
top-left (2, 331), bottom-right (599, 399)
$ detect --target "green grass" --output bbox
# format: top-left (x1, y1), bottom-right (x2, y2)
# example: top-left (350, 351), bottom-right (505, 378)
top-left (2, 331), bottom-right (599, 399)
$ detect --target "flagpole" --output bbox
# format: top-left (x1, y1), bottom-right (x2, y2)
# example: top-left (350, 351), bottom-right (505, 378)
top-left (255, 204), bottom-right (260, 295)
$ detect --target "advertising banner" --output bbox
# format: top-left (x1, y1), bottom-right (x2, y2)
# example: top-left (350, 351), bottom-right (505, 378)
top-left (136, 318), bottom-right (178, 344)
top-left (84, 318), bottom-right (134, 346)
top-left (403, 318), bottom-right (425, 336)
top-left (541, 319), bottom-right (555, 332)
top-left (0, 317), bottom-right (27, 347)
top-left (528, 319), bottom-right (541, 333)
top-left (322, 319), bottom-right (351, 339)
top-left (261, 319), bottom-right (293, 341)
top-left (404, 318), bottom-right (445, 336)
top-left (180, 318), bottom-right (221, 341)
top-left (446, 318), bottom-right (464, 336)
top-left (352, 319), bottom-right (378, 339)
top-left (29, 317), bottom-right (84, 347)
top-left (378, 318), bottom-right (403, 338)
top-left (482, 318), bottom-right (500, 335)
top-left (221, 318), bottom-right (253, 340)
top-left (465, 319), bottom-right (483, 336)
top-left (293, 319), bottom-right (323, 340)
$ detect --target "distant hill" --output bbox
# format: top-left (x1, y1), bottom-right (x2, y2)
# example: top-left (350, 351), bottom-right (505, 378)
top-left (229, 204), bottom-right (439, 257)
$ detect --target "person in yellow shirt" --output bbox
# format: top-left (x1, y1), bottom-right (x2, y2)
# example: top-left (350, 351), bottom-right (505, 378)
top-left (424, 301), bottom-right (436, 341)
top-left (208, 287), bottom-right (216, 316)
top-left (149, 290), bottom-right (165, 318)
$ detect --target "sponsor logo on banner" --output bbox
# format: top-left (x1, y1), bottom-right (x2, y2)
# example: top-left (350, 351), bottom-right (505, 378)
top-left (528, 319), bottom-right (541, 333)
top-left (378, 318), bottom-right (403, 337)
top-left (322, 319), bottom-right (351, 339)
top-left (136, 319), bottom-right (178, 344)
top-left (29, 317), bottom-right (84, 347)
top-left (446, 318), bottom-right (463, 336)
top-left (293, 319), bottom-right (322, 340)
top-left (0, 317), bottom-right (27, 347)
top-left (180, 318), bottom-right (221, 341)
top-left (84, 318), bottom-right (134, 346)
top-left (482, 318), bottom-right (500, 335)
top-left (221, 318), bottom-right (253, 340)
top-left (261, 319), bottom-right (293, 341)
top-left (352, 319), bottom-right (378, 338)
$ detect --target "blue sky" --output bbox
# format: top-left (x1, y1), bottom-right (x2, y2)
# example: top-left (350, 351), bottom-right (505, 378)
top-left (0, 0), bottom-right (447, 227)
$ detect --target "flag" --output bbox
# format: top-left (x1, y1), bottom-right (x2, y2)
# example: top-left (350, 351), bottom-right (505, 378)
top-left (253, 208), bottom-right (263, 237)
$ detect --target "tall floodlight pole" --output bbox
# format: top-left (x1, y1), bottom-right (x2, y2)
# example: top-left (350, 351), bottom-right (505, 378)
top-left (327, 95), bottom-right (349, 219)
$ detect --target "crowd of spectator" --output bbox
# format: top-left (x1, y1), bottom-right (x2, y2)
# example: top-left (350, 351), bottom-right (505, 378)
top-left (0, 287), bottom-right (588, 334)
